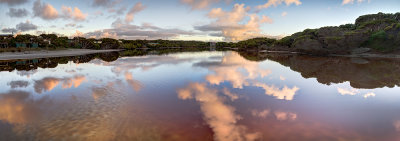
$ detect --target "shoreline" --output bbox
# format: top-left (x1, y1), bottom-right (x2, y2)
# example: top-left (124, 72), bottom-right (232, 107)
top-left (329, 53), bottom-right (400, 59)
top-left (258, 49), bottom-right (400, 59)
top-left (0, 49), bottom-right (121, 60)
top-left (1, 48), bottom-right (400, 60)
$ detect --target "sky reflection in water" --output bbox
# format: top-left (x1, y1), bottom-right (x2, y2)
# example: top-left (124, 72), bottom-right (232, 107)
top-left (0, 51), bottom-right (400, 141)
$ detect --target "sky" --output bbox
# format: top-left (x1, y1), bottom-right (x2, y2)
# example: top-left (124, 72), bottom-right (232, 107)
top-left (0, 0), bottom-right (399, 41)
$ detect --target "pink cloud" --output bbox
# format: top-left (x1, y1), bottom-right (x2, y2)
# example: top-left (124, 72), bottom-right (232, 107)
top-left (61, 6), bottom-right (88, 21)
top-left (33, 0), bottom-right (59, 20)
top-left (257, 0), bottom-right (302, 10)
top-left (125, 2), bottom-right (146, 23)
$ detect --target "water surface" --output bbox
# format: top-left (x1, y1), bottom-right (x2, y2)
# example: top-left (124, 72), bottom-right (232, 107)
top-left (1, 50), bottom-right (400, 141)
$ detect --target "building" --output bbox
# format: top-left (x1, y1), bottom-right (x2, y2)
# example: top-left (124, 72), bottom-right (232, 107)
top-left (0, 34), bottom-right (13, 48)
top-left (0, 43), bottom-right (8, 48)
top-left (94, 40), bottom-right (102, 44)
top-left (16, 43), bottom-right (26, 48)
top-left (43, 39), bottom-right (51, 45)
top-left (148, 43), bottom-right (160, 46)
top-left (0, 34), bottom-right (13, 40)
top-left (210, 42), bottom-right (216, 51)
top-left (16, 42), bottom-right (39, 48)
top-left (210, 42), bottom-right (216, 47)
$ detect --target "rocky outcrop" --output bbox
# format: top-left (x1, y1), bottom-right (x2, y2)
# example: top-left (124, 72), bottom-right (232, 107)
top-left (269, 12), bottom-right (400, 55)
top-left (293, 37), bottom-right (328, 55)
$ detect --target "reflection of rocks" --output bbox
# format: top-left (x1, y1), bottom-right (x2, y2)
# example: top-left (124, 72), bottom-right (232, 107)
top-left (239, 51), bottom-right (400, 89)
top-left (99, 52), bottom-right (120, 62)
top-left (7, 81), bottom-right (29, 89)
top-left (350, 58), bottom-right (369, 64)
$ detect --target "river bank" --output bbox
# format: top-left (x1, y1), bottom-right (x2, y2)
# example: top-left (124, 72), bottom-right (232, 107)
top-left (0, 49), bottom-right (121, 60)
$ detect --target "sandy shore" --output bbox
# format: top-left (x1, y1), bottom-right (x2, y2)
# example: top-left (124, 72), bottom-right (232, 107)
top-left (0, 49), bottom-right (121, 60)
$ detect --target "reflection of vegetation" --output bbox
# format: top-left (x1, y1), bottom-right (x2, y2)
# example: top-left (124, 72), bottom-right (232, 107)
top-left (4, 47), bottom-right (400, 90)
top-left (120, 48), bottom-right (211, 57)
top-left (0, 53), bottom-right (115, 72)
top-left (0, 48), bottom-right (212, 72)
top-left (98, 52), bottom-right (120, 62)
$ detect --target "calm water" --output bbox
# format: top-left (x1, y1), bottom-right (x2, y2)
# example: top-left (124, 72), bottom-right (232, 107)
top-left (1, 50), bottom-right (400, 141)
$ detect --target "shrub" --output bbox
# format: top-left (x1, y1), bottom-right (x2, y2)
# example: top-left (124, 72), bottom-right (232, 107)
top-left (364, 30), bottom-right (398, 52)
top-left (339, 24), bottom-right (356, 30)
top-left (371, 30), bottom-right (387, 40)
top-left (275, 36), bottom-right (293, 47)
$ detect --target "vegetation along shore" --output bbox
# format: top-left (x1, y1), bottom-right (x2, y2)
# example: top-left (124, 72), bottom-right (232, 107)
top-left (1, 12), bottom-right (399, 57)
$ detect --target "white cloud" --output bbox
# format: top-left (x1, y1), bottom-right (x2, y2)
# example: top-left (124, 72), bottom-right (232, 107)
top-left (33, 0), bottom-right (88, 22)
top-left (363, 92), bottom-right (376, 98)
top-left (342, 0), bottom-right (368, 5)
top-left (125, 2), bottom-right (146, 23)
top-left (281, 11), bottom-right (288, 17)
top-left (195, 4), bottom-right (274, 41)
top-left (61, 6), bottom-right (88, 21)
top-left (337, 87), bottom-right (358, 96)
top-left (257, 0), bottom-right (302, 10)
top-left (261, 15), bottom-right (274, 24)
top-left (181, 0), bottom-right (231, 10)
top-left (72, 30), bottom-right (84, 37)
top-left (33, 0), bottom-right (59, 20)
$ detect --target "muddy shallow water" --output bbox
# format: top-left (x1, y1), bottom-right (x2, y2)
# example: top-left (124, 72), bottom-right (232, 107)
top-left (1, 50), bottom-right (400, 141)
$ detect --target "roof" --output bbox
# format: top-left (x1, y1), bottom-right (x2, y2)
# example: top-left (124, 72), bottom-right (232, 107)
top-left (0, 34), bottom-right (13, 37)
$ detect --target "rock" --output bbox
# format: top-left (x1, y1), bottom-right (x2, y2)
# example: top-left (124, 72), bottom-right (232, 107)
top-left (351, 48), bottom-right (371, 54)
top-left (350, 58), bottom-right (370, 64)
top-left (293, 38), bottom-right (327, 55)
